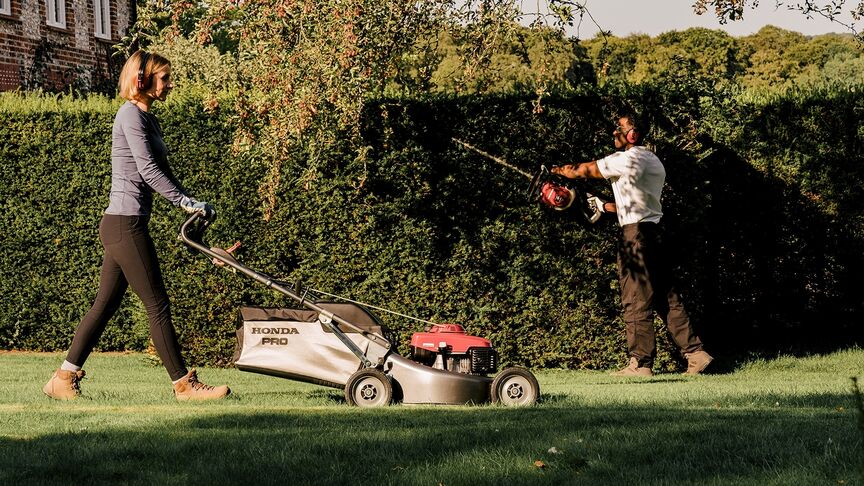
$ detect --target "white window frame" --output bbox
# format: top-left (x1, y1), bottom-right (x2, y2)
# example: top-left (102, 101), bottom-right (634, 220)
top-left (93, 0), bottom-right (111, 40)
top-left (0, 0), bottom-right (12, 16)
top-left (45, 0), bottom-right (65, 28)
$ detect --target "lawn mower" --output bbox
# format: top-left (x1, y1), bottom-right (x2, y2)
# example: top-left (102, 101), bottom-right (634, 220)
top-left (179, 212), bottom-right (540, 407)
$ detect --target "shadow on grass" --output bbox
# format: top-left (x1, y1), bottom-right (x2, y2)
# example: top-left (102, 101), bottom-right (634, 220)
top-left (304, 388), bottom-right (344, 404)
top-left (1, 396), bottom-right (859, 485)
top-left (591, 378), bottom-right (691, 385)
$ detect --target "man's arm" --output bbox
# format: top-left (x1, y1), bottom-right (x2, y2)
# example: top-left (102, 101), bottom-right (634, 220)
top-left (556, 161), bottom-right (616, 214)
top-left (551, 161), bottom-right (604, 180)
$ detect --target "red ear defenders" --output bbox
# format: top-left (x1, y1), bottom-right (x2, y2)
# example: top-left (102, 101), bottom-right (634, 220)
top-left (136, 51), bottom-right (151, 91)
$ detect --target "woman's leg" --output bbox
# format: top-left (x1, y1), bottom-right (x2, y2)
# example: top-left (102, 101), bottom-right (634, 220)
top-left (110, 217), bottom-right (188, 381)
top-left (64, 251), bottom-right (128, 366)
top-left (46, 216), bottom-right (129, 399)
top-left (64, 215), bottom-right (130, 367)
top-left (115, 220), bottom-right (230, 399)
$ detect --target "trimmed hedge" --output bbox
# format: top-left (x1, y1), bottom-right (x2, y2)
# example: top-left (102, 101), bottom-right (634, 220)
top-left (1, 86), bottom-right (862, 371)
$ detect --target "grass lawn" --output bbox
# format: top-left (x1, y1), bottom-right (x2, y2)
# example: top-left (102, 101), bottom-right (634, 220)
top-left (1, 349), bottom-right (862, 485)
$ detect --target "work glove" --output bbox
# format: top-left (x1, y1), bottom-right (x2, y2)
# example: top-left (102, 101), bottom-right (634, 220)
top-left (180, 195), bottom-right (216, 220)
top-left (585, 193), bottom-right (606, 224)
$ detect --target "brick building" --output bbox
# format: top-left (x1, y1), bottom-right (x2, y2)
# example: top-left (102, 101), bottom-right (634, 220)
top-left (0, 0), bottom-right (134, 92)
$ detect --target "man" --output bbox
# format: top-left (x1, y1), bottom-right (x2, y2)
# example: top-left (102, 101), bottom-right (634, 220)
top-left (552, 112), bottom-right (713, 376)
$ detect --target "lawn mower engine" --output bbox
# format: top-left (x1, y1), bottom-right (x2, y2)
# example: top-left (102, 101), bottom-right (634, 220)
top-left (409, 324), bottom-right (497, 375)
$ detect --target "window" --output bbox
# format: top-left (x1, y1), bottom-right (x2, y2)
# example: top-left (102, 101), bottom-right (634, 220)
top-left (45, 0), bottom-right (65, 28)
top-left (93, 0), bottom-right (110, 39)
top-left (0, 0), bottom-right (11, 16)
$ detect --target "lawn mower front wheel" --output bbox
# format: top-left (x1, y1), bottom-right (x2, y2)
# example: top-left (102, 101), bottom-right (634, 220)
top-left (345, 368), bottom-right (393, 407)
top-left (491, 367), bottom-right (540, 406)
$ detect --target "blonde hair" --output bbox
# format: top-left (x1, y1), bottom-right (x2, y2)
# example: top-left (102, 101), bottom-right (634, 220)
top-left (118, 50), bottom-right (171, 101)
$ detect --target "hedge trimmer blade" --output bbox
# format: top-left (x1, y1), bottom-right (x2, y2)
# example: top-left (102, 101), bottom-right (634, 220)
top-left (452, 138), bottom-right (603, 224)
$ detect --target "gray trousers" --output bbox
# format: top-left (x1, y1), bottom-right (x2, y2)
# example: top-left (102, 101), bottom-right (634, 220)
top-left (617, 222), bottom-right (703, 367)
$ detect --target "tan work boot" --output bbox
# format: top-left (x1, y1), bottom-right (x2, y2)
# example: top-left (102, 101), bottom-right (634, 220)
top-left (683, 350), bottom-right (714, 375)
top-left (173, 369), bottom-right (230, 401)
top-left (611, 357), bottom-right (653, 377)
top-left (43, 369), bottom-right (86, 400)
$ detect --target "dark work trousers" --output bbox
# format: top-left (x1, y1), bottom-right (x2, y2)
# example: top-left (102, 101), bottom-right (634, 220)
top-left (617, 222), bottom-right (703, 367)
top-left (65, 214), bottom-right (188, 381)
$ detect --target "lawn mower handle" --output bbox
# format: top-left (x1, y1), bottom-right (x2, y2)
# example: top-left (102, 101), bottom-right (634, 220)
top-left (178, 213), bottom-right (392, 367)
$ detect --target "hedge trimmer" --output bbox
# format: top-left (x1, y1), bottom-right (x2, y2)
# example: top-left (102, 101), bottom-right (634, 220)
top-left (451, 138), bottom-right (606, 224)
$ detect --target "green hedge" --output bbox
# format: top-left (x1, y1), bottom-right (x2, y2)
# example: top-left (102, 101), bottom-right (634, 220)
top-left (1, 86), bottom-right (862, 371)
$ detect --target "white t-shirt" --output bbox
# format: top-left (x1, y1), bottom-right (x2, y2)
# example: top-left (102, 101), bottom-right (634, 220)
top-left (596, 146), bottom-right (665, 226)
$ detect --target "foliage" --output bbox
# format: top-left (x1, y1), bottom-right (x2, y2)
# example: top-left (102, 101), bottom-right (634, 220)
top-left (5, 0), bottom-right (864, 370)
top-left (579, 26), bottom-right (864, 92)
top-left (147, 36), bottom-right (239, 92)
top-left (108, 1), bottom-right (864, 236)
top-left (395, 23), bottom-right (864, 96)
top-left (425, 26), bottom-right (594, 95)
top-left (113, 0), bottom-right (174, 57)
top-left (693, 0), bottom-right (864, 42)
top-left (2, 84), bottom-right (864, 368)
top-left (692, 0), bottom-right (755, 23)
top-left (0, 91), bottom-right (117, 113)
top-left (171, 0), bottom-right (469, 222)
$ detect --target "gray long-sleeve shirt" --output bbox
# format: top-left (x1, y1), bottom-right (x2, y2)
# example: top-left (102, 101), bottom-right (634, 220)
top-left (104, 101), bottom-right (187, 216)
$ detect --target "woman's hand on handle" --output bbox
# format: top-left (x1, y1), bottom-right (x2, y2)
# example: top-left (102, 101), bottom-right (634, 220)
top-left (180, 196), bottom-right (216, 220)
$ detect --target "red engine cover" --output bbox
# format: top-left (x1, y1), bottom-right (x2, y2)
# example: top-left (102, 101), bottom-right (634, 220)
top-left (410, 324), bottom-right (492, 354)
top-left (540, 181), bottom-right (575, 210)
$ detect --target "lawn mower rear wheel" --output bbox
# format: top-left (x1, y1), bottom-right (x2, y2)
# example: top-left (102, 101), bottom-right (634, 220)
top-left (491, 367), bottom-right (540, 406)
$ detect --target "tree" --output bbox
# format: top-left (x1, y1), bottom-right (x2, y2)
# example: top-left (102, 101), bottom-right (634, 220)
top-left (693, 0), bottom-right (864, 42)
top-left (537, 1), bottom-right (864, 44)
top-left (167, 0), bottom-right (469, 218)
top-left (138, 0), bottom-right (864, 219)
top-left (581, 34), bottom-right (651, 84)
top-left (692, 0), bottom-right (755, 23)
top-left (737, 26), bottom-right (808, 88)
top-left (736, 26), bottom-right (864, 89)
top-left (625, 28), bottom-right (742, 84)
top-left (428, 25), bottom-right (593, 94)
top-left (657, 28), bottom-right (742, 81)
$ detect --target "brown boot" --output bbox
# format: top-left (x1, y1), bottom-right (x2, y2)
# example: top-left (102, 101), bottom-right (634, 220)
top-left (683, 350), bottom-right (713, 375)
top-left (43, 369), bottom-right (86, 400)
top-left (173, 369), bottom-right (230, 401)
top-left (611, 357), bottom-right (653, 377)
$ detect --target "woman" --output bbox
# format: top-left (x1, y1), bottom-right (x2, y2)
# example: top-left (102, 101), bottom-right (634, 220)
top-left (42, 50), bottom-right (230, 401)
